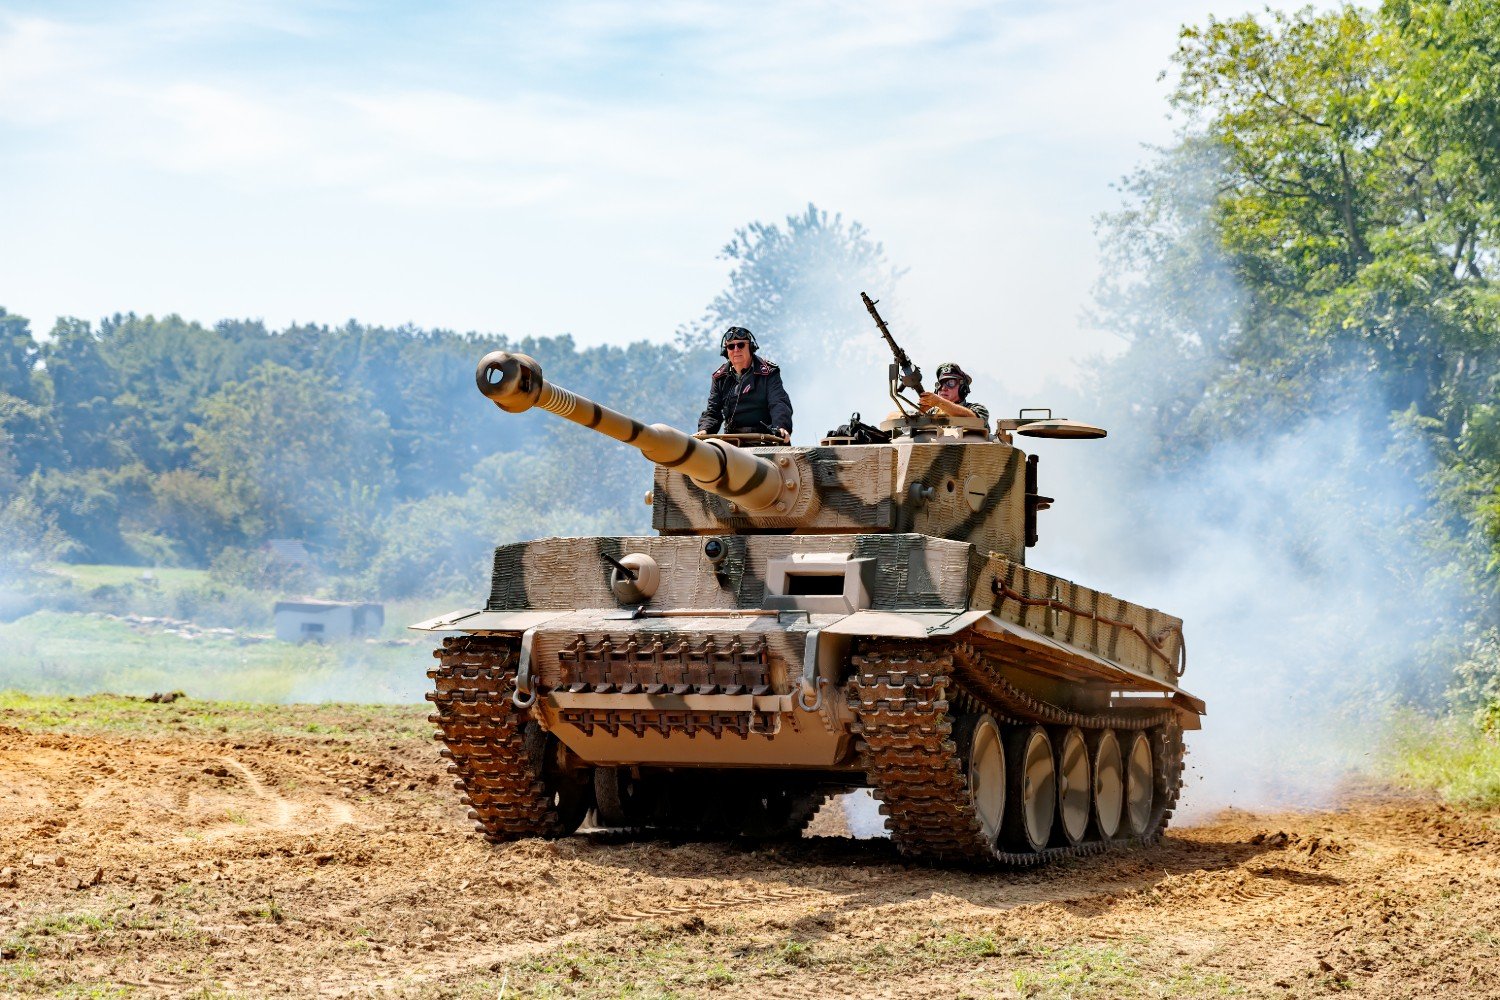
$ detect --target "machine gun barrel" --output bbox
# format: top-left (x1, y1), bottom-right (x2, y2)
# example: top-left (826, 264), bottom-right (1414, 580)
top-left (861, 291), bottom-right (923, 398)
top-left (475, 351), bottom-right (794, 514)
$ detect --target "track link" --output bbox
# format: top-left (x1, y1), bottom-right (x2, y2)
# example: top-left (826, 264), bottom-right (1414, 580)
top-left (851, 641), bottom-right (1184, 867)
top-left (426, 634), bottom-right (568, 842)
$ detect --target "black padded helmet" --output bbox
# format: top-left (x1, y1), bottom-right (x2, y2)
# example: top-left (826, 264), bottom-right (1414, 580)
top-left (934, 361), bottom-right (973, 400)
top-left (719, 326), bottom-right (759, 358)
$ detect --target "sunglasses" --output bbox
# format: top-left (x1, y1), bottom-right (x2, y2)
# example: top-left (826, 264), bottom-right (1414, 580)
top-left (725, 341), bottom-right (751, 351)
top-left (937, 377), bottom-right (962, 389)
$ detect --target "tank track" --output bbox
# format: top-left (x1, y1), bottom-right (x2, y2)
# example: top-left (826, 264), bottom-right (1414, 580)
top-left (430, 634), bottom-right (830, 843)
top-left (851, 640), bottom-right (1184, 867)
top-left (427, 634), bottom-right (573, 842)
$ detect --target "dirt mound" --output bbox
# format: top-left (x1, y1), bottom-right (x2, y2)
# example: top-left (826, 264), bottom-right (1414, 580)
top-left (2, 716), bottom-right (1497, 997)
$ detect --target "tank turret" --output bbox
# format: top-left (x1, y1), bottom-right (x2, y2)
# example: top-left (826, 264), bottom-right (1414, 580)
top-left (418, 320), bottom-right (1203, 868)
top-left (476, 350), bottom-right (1038, 559)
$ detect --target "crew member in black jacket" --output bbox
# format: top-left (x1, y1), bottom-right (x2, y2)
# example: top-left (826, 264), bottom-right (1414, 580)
top-left (695, 327), bottom-right (794, 441)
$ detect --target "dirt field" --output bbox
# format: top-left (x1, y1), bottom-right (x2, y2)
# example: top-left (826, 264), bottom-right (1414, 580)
top-left (2, 698), bottom-right (1498, 999)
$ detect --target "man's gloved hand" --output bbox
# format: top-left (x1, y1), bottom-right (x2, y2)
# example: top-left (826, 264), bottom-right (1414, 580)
top-left (776, 428), bottom-right (790, 442)
top-left (693, 430), bottom-right (709, 439)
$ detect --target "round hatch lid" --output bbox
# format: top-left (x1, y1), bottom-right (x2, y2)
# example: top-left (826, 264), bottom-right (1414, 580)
top-left (1015, 419), bottom-right (1107, 439)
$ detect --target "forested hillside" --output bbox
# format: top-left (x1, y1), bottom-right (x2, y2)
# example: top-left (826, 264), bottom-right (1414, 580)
top-left (1090, 0), bottom-right (1500, 721)
top-left (0, 205), bottom-right (899, 603)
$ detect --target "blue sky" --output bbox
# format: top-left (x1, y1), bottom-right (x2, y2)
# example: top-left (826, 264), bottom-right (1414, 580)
top-left (2, 1), bottom-right (1264, 394)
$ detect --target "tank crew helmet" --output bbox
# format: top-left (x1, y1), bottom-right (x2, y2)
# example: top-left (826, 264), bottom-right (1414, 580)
top-left (719, 326), bottom-right (759, 358)
top-left (934, 362), bottom-right (973, 400)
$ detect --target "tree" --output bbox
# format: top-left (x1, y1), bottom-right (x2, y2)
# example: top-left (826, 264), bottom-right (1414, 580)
top-left (1161, 4), bottom-right (1499, 432)
top-left (684, 204), bottom-right (904, 367)
top-left (145, 469), bottom-right (246, 565)
top-left (0, 308), bottom-right (42, 401)
top-left (680, 204), bottom-right (905, 439)
top-left (190, 362), bottom-right (394, 544)
top-left (1091, 0), bottom-right (1500, 692)
top-left (0, 308), bottom-right (56, 476)
top-left (101, 313), bottom-right (268, 471)
top-left (0, 495), bottom-right (73, 578)
top-left (42, 318), bottom-right (122, 470)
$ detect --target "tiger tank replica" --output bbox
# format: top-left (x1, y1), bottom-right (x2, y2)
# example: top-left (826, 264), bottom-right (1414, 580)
top-left (414, 297), bottom-right (1204, 866)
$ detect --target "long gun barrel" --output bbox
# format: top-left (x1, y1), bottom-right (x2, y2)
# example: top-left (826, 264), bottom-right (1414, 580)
top-left (475, 351), bottom-right (796, 514)
top-left (861, 291), bottom-right (923, 397)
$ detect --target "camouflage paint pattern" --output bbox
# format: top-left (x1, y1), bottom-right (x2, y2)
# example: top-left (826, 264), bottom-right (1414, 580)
top-left (651, 441), bottom-right (1027, 562)
top-left (484, 532), bottom-right (1183, 692)
top-left (427, 351), bottom-right (1201, 775)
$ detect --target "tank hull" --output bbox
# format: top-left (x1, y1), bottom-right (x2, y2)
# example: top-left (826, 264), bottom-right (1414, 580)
top-left (418, 531), bottom-right (1201, 863)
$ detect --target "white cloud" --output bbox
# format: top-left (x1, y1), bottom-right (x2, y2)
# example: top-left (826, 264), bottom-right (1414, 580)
top-left (0, 0), bottom-right (1262, 380)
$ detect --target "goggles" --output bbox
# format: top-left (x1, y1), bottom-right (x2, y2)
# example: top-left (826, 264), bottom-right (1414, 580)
top-left (936, 377), bottom-right (963, 390)
top-left (725, 341), bottom-right (751, 351)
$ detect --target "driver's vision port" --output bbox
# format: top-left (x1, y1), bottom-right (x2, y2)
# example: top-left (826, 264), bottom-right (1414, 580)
top-left (783, 573), bottom-right (845, 596)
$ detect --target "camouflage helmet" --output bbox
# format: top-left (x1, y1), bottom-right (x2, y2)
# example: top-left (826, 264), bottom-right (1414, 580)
top-left (934, 361), bottom-right (972, 399)
top-left (719, 326), bottom-right (759, 358)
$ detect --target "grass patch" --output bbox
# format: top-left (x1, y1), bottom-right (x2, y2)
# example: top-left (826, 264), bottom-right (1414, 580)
top-left (465, 932), bottom-right (1246, 999)
top-left (0, 610), bottom-right (429, 703)
top-left (1, 908), bottom-right (134, 964)
top-left (1381, 710), bottom-right (1500, 808)
top-left (247, 897), bottom-right (285, 924)
top-left (0, 960), bottom-right (40, 986)
top-left (1010, 944), bottom-right (1137, 998)
top-left (0, 690), bottom-right (428, 744)
top-left (42, 563), bottom-right (210, 591)
top-left (939, 931), bottom-right (1006, 959)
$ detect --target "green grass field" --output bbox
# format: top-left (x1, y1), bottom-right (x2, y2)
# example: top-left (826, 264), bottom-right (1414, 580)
top-left (0, 689), bottom-right (426, 742)
top-left (0, 611), bottom-right (432, 704)
top-left (0, 689), bottom-right (426, 743)
top-left (1381, 710), bottom-right (1500, 809)
top-left (40, 563), bottom-right (211, 591)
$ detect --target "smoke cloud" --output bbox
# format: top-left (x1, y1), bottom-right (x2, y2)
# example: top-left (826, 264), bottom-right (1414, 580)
top-left (1032, 385), bottom-right (1451, 820)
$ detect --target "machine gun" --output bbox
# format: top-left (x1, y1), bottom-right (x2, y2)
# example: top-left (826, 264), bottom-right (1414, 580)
top-left (861, 292), bottom-right (924, 415)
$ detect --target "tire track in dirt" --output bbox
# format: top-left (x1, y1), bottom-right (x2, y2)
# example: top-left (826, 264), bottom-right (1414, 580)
top-left (6, 719), bottom-right (1499, 999)
top-left (195, 756), bottom-right (358, 839)
top-left (330, 873), bottom-right (914, 997)
top-left (217, 757), bottom-right (295, 829)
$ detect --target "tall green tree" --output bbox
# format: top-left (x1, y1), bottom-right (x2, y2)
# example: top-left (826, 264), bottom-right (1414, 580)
top-left (42, 318), bottom-right (122, 470)
top-left (0, 309), bottom-right (55, 478)
top-left (1094, 0), bottom-right (1500, 643)
top-left (190, 362), bottom-right (394, 543)
top-left (681, 203), bottom-right (904, 371)
top-left (101, 313), bottom-right (267, 471)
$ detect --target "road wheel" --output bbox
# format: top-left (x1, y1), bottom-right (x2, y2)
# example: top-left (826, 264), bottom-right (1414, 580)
top-left (1089, 729), bottom-right (1124, 840)
top-left (1053, 726), bottom-right (1090, 847)
top-left (956, 713), bottom-right (1007, 845)
top-left (1001, 725), bottom-right (1054, 853)
top-left (594, 766), bottom-right (651, 828)
top-left (523, 723), bottom-right (589, 837)
top-left (1123, 730), bottom-right (1154, 837)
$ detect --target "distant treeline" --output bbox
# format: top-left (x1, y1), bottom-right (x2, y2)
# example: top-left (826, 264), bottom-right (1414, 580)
top-left (0, 205), bottom-right (902, 599)
top-left (0, 310), bottom-right (701, 590)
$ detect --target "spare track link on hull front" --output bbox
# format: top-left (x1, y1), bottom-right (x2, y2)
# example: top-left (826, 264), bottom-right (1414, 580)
top-left (427, 634), bottom-right (568, 842)
top-left (850, 641), bottom-right (1184, 867)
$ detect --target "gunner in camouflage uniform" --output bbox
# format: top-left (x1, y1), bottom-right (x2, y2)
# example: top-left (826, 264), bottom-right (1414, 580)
top-left (695, 327), bottom-right (794, 441)
top-left (918, 362), bottom-right (990, 434)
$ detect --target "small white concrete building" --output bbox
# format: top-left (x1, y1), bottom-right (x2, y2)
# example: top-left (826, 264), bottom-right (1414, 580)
top-left (273, 599), bottom-right (384, 643)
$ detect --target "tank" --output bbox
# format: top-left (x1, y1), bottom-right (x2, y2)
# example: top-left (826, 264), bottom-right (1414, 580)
top-left (412, 349), bottom-right (1205, 866)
